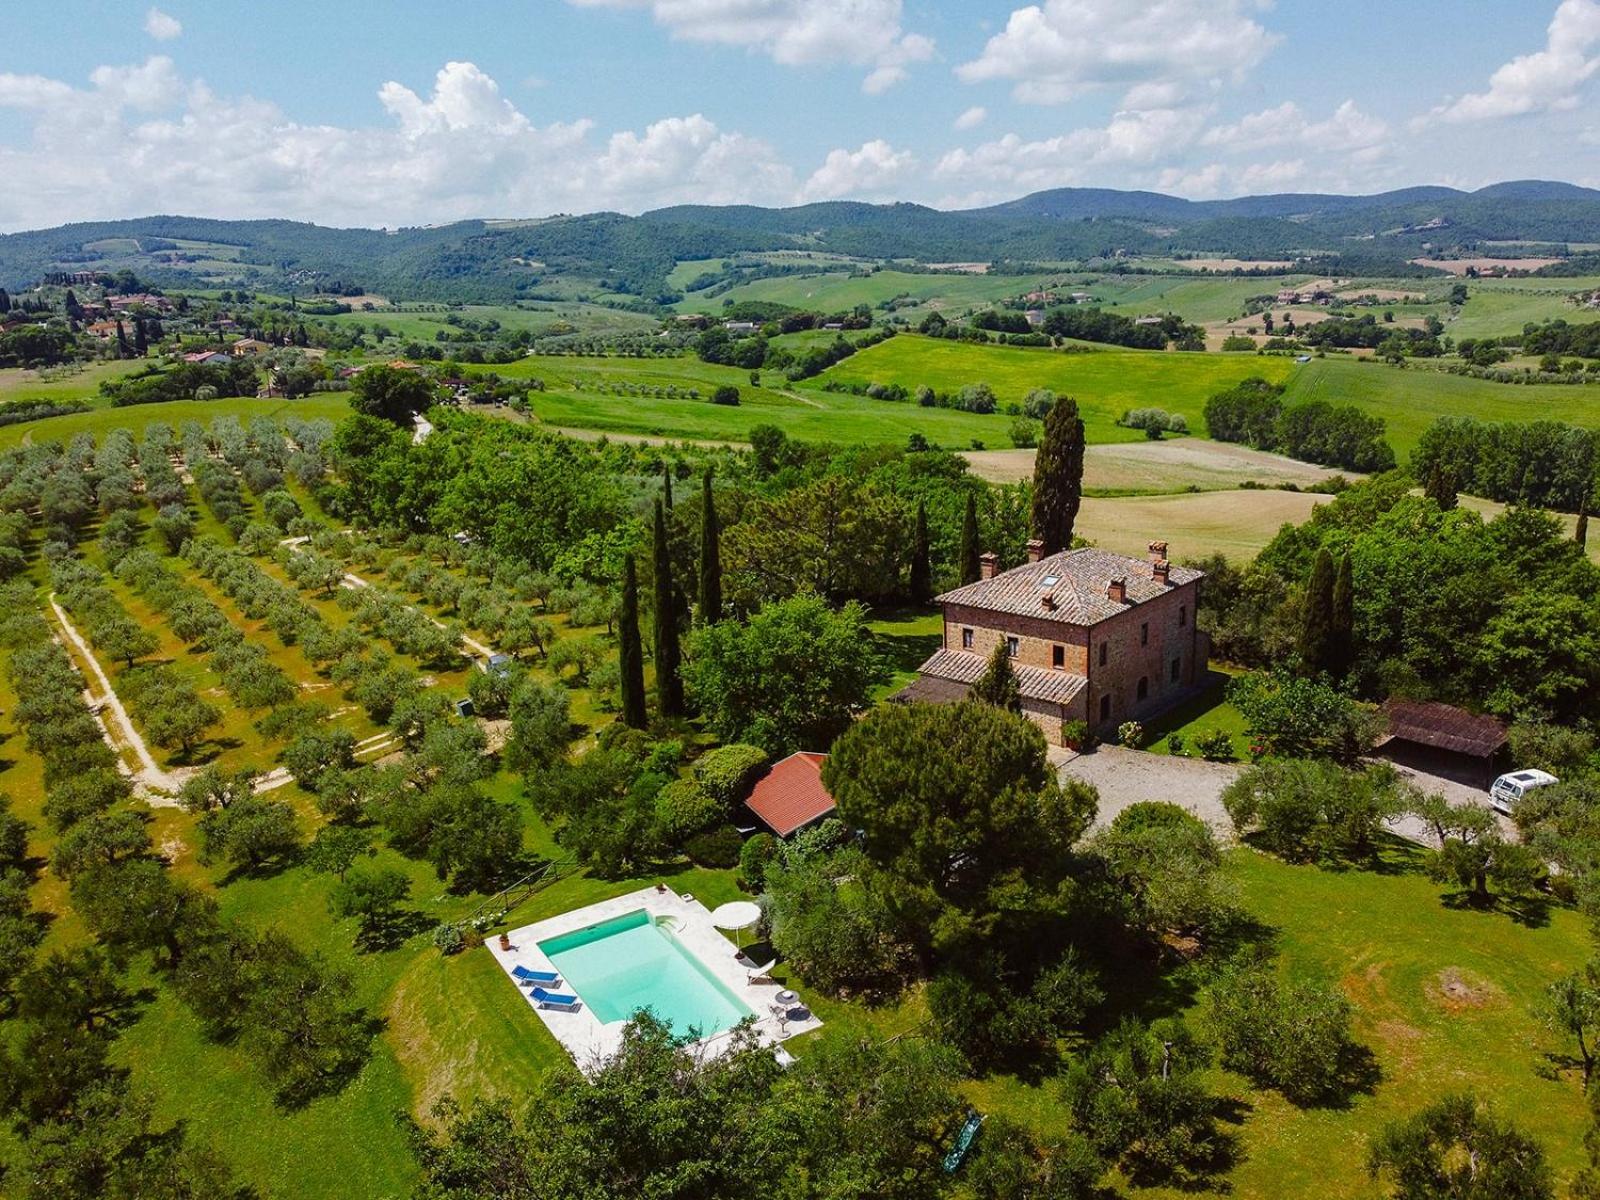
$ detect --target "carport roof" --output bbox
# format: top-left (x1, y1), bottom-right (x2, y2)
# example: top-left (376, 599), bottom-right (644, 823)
top-left (1381, 699), bottom-right (1506, 759)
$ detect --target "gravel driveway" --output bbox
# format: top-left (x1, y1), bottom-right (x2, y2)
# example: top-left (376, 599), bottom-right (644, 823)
top-left (1056, 745), bottom-right (1245, 835)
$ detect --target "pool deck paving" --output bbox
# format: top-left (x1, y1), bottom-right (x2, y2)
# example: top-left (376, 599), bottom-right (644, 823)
top-left (489, 885), bottom-right (821, 1070)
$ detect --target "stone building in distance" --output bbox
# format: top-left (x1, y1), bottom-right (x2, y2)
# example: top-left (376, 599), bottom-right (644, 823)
top-left (898, 540), bottom-right (1208, 745)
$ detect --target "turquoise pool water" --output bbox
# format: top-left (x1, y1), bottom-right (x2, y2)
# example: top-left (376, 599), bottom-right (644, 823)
top-left (538, 910), bottom-right (754, 1037)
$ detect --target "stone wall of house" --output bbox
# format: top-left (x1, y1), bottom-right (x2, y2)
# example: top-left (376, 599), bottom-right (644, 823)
top-left (1084, 581), bottom-right (1205, 732)
top-left (939, 577), bottom-right (1205, 740)
top-left (943, 604), bottom-right (1089, 673)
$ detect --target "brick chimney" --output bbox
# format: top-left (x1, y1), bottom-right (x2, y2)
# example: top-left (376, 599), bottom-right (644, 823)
top-left (1153, 559), bottom-right (1171, 585)
top-left (1026, 538), bottom-right (1045, 563)
top-left (1147, 540), bottom-right (1169, 565)
top-left (1107, 577), bottom-right (1127, 604)
top-left (979, 552), bottom-right (999, 581)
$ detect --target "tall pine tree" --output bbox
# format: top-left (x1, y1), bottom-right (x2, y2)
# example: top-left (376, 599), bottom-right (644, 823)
top-left (970, 641), bottom-right (1022, 712)
top-left (618, 554), bottom-right (648, 728)
top-left (653, 498), bottom-right (685, 717)
top-left (958, 492), bottom-right (982, 585)
top-left (662, 465), bottom-right (674, 510)
top-left (698, 468), bottom-right (722, 624)
top-left (1299, 547), bottom-right (1337, 677)
top-left (1329, 552), bottom-right (1354, 680)
top-left (114, 320), bottom-right (130, 359)
top-left (909, 500), bottom-right (932, 604)
top-left (132, 318), bottom-right (148, 357)
top-left (1578, 500), bottom-right (1590, 549)
top-left (1031, 395), bottom-right (1085, 554)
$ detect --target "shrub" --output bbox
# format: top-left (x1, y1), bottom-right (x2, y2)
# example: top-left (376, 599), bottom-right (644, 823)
top-left (1119, 721), bottom-right (1145, 749)
top-left (654, 778), bottom-right (723, 844)
top-left (1193, 728), bottom-right (1236, 761)
top-left (1062, 719), bottom-right (1091, 751)
top-left (740, 832), bottom-right (780, 890)
top-left (711, 385), bottom-right (740, 406)
top-left (692, 743), bottom-right (769, 807)
top-left (684, 825), bottom-right (743, 868)
top-left (433, 921), bottom-right (466, 955)
top-left (1009, 418), bottom-right (1040, 449)
top-left (1166, 731), bottom-right (1187, 756)
top-left (1204, 962), bottom-right (1360, 1106)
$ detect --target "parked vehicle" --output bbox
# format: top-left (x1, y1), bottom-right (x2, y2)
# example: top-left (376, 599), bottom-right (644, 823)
top-left (1489, 768), bottom-right (1558, 815)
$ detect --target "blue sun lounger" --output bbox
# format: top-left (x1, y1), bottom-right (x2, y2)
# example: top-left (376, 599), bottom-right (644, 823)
top-left (531, 986), bottom-right (581, 1012)
top-left (511, 965), bottom-right (560, 987)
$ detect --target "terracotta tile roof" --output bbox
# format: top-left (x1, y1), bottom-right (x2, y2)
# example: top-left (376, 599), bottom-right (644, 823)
top-left (1381, 699), bottom-right (1507, 759)
top-left (937, 548), bottom-right (1202, 625)
top-left (918, 648), bottom-right (1087, 705)
top-left (744, 752), bottom-right (836, 838)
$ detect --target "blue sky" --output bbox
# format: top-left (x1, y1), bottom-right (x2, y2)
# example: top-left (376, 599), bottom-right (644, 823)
top-left (1, 0), bottom-right (1597, 230)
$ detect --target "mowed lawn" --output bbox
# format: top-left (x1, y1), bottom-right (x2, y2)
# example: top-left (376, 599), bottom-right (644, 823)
top-left (970, 845), bottom-right (1591, 1200)
top-left (822, 336), bottom-right (1299, 440)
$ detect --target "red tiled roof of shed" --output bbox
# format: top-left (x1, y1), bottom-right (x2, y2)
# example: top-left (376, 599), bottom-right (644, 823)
top-left (744, 751), bottom-right (835, 837)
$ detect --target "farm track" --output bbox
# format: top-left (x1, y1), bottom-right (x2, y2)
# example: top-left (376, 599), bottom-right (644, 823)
top-left (48, 593), bottom-right (189, 804)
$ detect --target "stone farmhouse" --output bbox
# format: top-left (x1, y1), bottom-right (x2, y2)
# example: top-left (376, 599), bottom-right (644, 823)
top-left (898, 541), bottom-right (1208, 745)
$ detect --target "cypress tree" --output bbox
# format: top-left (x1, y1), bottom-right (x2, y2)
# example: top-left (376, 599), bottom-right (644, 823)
top-left (662, 465), bottom-right (674, 510)
top-left (1578, 502), bottom-right (1590, 549)
top-left (618, 555), bottom-right (647, 728)
top-left (970, 641), bottom-right (1021, 713)
top-left (1031, 395), bottom-right (1085, 554)
top-left (1423, 463), bottom-right (1458, 511)
top-left (698, 468), bottom-right (722, 624)
top-left (652, 499), bottom-right (684, 717)
top-left (132, 318), bottom-right (148, 357)
top-left (1299, 547), bottom-right (1337, 677)
top-left (959, 492), bottom-right (982, 585)
top-left (1330, 552), bottom-right (1354, 680)
top-left (0, 288), bottom-right (10, 314)
top-left (115, 320), bottom-right (130, 359)
top-left (909, 500), bottom-right (932, 604)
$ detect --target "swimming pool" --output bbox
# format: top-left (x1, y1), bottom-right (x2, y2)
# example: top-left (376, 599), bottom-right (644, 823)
top-left (538, 909), bottom-right (754, 1038)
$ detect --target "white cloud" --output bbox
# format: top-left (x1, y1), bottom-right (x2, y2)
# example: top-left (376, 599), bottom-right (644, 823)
top-left (144, 6), bottom-right (183, 40)
top-left (569, 0), bottom-right (933, 91)
top-left (1425, 0), bottom-right (1600, 123)
top-left (935, 107), bottom-right (1208, 192)
top-left (1202, 100), bottom-right (1389, 156)
top-left (956, 0), bottom-right (1279, 105)
top-left (0, 59), bottom-right (797, 230)
top-left (802, 138), bottom-right (916, 200)
top-left (953, 105), bottom-right (987, 131)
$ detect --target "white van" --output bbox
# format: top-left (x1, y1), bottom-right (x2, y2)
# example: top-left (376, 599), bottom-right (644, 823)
top-left (1489, 768), bottom-right (1558, 815)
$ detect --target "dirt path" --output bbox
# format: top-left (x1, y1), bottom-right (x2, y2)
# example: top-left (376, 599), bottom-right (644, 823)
top-left (340, 570), bottom-right (495, 659)
top-left (48, 594), bottom-right (187, 804)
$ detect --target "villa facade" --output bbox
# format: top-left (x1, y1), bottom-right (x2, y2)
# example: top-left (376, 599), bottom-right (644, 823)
top-left (897, 540), bottom-right (1209, 744)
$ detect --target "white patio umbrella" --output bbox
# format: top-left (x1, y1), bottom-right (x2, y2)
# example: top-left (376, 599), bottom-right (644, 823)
top-left (708, 900), bottom-right (762, 949)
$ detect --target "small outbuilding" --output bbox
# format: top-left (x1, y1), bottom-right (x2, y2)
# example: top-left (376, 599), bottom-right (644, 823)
top-left (743, 752), bottom-right (836, 838)
top-left (1376, 699), bottom-right (1508, 787)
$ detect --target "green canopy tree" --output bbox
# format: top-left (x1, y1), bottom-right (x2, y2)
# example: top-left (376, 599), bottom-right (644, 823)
top-left (823, 700), bottom-right (1097, 959)
top-left (1367, 1093), bottom-right (1552, 1200)
top-left (1030, 395), bottom-right (1085, 554)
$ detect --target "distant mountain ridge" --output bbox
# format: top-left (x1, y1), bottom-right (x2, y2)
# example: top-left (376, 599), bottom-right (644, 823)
top-left (3, 181), bottom-right (1598, 302)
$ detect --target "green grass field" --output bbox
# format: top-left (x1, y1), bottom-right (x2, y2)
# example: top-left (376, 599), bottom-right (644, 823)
top-left (822, 336), bottom-right (1298, 440)
top-left (489, 353), bottom-right (1020, 446)
top-left (322, 302), bottom-right (656, 341)
top-left (0, 393), bottom-right (352, 450)
top-left (1282, 357), bottom-right (1600, 459)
